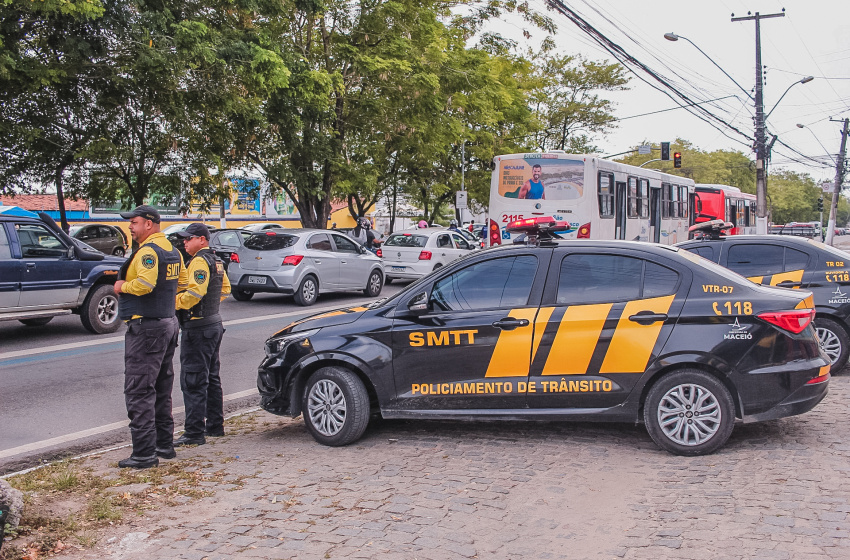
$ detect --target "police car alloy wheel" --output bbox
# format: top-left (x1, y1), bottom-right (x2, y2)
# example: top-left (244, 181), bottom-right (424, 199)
top-left (814, 318), bottom-right (849, 370)
top-left (302, 367), bottom-right (370, 446)
top-left (644, 369), bottom-right (735, 456)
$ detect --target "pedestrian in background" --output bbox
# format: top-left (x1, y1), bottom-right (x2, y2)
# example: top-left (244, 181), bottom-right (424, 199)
top-left (114, 205), bottom-right (185, 469)
top-left (448, 219), bottom-right (459, 232)
top-left (350, 218), bottom-right (367, 245)
top-left (174, 223), bottom-right (231, 447)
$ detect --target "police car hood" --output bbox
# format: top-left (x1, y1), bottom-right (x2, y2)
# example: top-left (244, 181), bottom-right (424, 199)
top-left (272, 305), bottom-right (371, 337)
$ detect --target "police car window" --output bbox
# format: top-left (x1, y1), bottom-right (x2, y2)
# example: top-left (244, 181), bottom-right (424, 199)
top-left (331, 234), bottom-right (358, 253)
top-left (557, 254), bottom-right (641, 304)
top-left (784, 247), bottom-right (809, 271)
top-left (643, 262), bottom-right (679, 298)
top-left (244, 233), bottom-right (299, 251)
top-left (430, 255), bottom-right (538, 311)
top-left (14, 223), bottom-right (66, 257)
top-left (0, 226), bottom-right (11, 259)
top-left (385, 233), bottom-right (428, 248)
top-left (686, 245), bottom-right (716, 261)
top-left (307, 233), bottom-right (332, 251)
top-left (727, 244), bottom-right (784, 276)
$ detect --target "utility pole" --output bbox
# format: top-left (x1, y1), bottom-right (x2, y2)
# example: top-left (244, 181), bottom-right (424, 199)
top-left (732, 9), bottom-right (785, 234)
top-left (825, 118), bottom-right (849, 246)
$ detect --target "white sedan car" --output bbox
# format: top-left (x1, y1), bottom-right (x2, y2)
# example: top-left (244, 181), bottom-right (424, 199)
top-left (382, 228), bottom-right (478, 283)
top-left (241, 222), bottom-right (285, 232)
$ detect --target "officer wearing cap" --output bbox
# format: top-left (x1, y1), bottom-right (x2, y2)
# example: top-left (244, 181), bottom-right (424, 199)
top-left (173, 223), bottom-right (232, 446)
top-left (114, 205), bottom-right (186, 469)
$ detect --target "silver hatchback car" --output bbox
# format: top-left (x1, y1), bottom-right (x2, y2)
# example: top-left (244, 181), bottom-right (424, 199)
top-left (228, 229), bottom-right (384, 305)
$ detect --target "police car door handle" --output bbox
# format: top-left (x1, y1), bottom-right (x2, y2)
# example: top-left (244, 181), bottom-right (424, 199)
top-left (776, 280), bottom-right (802, 288)
top-left (492, 317), bottom-right (530, 330)
top-left (628, 312), bottom-right (667, 325)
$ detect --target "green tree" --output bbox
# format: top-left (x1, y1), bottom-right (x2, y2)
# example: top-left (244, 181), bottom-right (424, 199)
top-left (530, 54), bottom-right (628, 153)
top-left (616, 139), bottom-right (756, 193)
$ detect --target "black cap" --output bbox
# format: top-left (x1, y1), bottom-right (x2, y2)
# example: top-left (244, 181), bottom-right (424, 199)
top-left (175, 223), bottom-right (210, 240)
top-left (120, 205), bottom-right (161, 223)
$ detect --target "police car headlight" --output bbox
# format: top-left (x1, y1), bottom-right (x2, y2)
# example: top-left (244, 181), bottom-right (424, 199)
top-left (265, 328), bottom-right (320, 356)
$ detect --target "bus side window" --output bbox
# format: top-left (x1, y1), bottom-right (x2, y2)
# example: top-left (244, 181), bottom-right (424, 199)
top-left (679, 186), bottom-right (689, 218)
top-left (627, 176), bottom-right (638, 218)
top-left (661, 183), bottom-right (671, 219)
top-left (597, 171), bottom-right (614, 218)
top-left (639, 179), bottom-right (650, 218)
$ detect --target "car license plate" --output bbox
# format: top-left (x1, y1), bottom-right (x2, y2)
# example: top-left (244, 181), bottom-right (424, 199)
top-left (247, 276), bottom-right (267, 285)
top-left (391, 266), bottom-right (405, 272)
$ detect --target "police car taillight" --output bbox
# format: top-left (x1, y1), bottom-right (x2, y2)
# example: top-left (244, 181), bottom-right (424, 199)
top-left (758, 309), bottom-right (815, 334)
top-left (577, 223), bottom-right (591, 239)
top-left (282, 255), bottom-right (304, 266)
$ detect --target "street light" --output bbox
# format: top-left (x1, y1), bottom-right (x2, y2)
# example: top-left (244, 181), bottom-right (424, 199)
top-left (663, 32), bottom-right (754, 100)
top-left (765, 76), bottom-right (814, 120)
top-left (796, 123), bottom-right (836, 165)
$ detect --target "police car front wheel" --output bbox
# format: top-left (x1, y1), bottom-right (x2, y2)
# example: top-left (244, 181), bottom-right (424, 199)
top-left (644, 369), bottom-right (735, 456)
top-left (302, 366), bottom-right (370, 446)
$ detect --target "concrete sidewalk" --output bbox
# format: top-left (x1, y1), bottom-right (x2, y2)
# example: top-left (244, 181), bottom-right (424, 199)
top-left (2, 371), bottom-right (848, 560)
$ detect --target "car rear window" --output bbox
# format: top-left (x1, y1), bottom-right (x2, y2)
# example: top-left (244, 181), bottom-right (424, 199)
top-left (385, 233), bottom-right (428, 247)
top-left (244, 233), bottom-right (299, 251)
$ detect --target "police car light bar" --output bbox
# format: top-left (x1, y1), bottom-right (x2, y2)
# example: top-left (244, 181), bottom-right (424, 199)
top-left (505, 216), bottom-right (570, 234)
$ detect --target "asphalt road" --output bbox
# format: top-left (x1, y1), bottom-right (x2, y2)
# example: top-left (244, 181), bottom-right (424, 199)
top-left (0, 284), bottom-right (406, 469)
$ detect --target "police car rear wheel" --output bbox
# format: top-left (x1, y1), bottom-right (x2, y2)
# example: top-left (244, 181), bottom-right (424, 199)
top-left (814, 318), bottom-right (849, 371)
top-left (80, 284), bottom-right (121, 334)
top-left (294, 275), bottom-right (318, 306)
top-left (364, 270), bottom-right (383, 297)
top-left (644, 370), bottom-right (735, 456)
top-left (302, 367), bottom-right (370, 446)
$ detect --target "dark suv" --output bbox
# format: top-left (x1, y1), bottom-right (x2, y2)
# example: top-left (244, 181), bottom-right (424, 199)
top-left (0, 213), bottom-right (125, 333)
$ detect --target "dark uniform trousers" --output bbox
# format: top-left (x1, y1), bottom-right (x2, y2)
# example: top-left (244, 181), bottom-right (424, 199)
top-left (179, 322), bottom-right (225, 437)
top-left (124, 317), bottom-right (179, 457)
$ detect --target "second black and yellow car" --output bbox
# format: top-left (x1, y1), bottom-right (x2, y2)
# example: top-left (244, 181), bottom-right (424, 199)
top-left (678, 235), bottom-right (850, 372)
top-left (258, 221), bottom-right (830, 456)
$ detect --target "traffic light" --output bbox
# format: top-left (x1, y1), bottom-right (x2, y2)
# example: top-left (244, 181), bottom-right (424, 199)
top-left (818, 197), bottom-right (824, 212)
top-left (661, 142), bottom-right (670, 161)
top-left (673, 152), bottom-right (682, 168)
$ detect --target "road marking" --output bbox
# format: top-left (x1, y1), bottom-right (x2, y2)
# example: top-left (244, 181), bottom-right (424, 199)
top-left (0, 301), bottom-right (368, 361)
top-left (0, 388), bottom-right (259, 460)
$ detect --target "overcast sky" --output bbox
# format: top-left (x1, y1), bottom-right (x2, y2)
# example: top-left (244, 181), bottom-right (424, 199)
top-left (495, 0), bottom-right (850, 182)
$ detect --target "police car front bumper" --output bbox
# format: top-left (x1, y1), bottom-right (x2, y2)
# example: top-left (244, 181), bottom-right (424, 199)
top-left (257, 330), bottom-right (319, 417)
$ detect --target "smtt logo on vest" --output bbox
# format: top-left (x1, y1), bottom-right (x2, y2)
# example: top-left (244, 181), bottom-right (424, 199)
top-left (194, 270), bottom-right (207, 284)
top-left (141, 255), bottom-right (156, 269)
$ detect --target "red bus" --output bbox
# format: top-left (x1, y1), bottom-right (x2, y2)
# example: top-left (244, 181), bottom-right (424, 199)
top-left (693, 184), bottom-right (757, 236)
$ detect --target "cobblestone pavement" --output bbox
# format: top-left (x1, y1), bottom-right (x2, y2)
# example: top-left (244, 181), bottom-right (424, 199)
top-left (35, 369), bottom-right (849, 560)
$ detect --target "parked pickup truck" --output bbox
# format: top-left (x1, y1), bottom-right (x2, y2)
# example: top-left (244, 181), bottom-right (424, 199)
top-left (0, 212), bottom-right (125, 333)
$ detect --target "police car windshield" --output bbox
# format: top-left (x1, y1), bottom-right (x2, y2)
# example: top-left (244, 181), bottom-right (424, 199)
top-left (385, 234), bottom-right (428, 248)
top-left (244, 233), bottom-right (299, 251)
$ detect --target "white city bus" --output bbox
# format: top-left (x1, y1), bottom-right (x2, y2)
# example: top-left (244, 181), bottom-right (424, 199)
top-left (487, 152), bottom-right (696, 246)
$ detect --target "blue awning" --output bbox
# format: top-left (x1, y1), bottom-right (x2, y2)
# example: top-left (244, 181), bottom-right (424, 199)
top-left (0, 205), bottom-right (39, 218)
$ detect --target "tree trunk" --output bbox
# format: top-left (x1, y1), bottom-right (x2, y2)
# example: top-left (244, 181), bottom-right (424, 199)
top-left (55, 165), bottom-right (69, 234)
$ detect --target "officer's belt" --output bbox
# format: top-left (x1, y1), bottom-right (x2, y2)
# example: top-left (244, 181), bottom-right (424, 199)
top-left (180, 313), bottom-right (222, 329)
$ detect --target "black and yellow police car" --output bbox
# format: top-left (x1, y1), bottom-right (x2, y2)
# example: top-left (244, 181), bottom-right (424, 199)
top-left (258, 217), bottom-right (830, 456)
top-left (677, 230), bottom-right (850, 372)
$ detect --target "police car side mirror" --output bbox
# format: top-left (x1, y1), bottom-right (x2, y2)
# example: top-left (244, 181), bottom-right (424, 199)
top-left (407, 291), bottom-right (429, 314)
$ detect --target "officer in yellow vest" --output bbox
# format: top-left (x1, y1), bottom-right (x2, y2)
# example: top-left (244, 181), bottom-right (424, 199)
top-left (173, 223), bottom-right (232, 446)
top-left (114, 205), bottom-right (186, 469)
